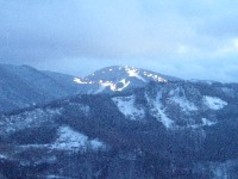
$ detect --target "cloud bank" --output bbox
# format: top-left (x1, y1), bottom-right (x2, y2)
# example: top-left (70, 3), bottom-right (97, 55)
top-left (0, 0), bottom-right (238, 82)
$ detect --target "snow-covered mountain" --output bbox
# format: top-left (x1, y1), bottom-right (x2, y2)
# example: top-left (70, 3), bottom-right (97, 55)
top-left (74, 66), bottom-right (180, 93)
top-left (1, 73), bottom-right (238, 178)
top-left (0, 64), bottom-right (80, 112)
top-left (0, 65), bottom-right (181, 113)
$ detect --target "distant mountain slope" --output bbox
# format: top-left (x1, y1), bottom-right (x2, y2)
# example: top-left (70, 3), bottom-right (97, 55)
top-left (0, 64), bottom-right (79, 112)
top-left (1, 64), bottom-right (181, 112)
top-left (43, 70), bottom-right (81, 94)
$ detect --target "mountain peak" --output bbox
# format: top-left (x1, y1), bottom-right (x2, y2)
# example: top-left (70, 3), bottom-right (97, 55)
top-left (74, 65), bottom-right (180, 93)
top-left (86, 65), bottom-right (166, 82)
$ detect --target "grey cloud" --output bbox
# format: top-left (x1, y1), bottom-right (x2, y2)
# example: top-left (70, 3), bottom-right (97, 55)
top-left (0, 0), bottom-right (238, 82)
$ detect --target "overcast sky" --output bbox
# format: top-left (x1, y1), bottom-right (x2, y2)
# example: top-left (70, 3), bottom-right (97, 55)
top-left (0, 0), bottom-right (238, 82)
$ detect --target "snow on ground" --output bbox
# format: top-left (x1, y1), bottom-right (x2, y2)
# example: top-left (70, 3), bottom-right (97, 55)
top-left (146, 92), bottom-right (174, 129)
top-left (169, 96), bottom-right (198, 112)
top-left (150, 74), bottom-right (167, 82)
top-left (112, 95), bottom-right (145, 120)
top-left (19, 126), bottom-right (106, 152)
top-left (189, 118), bottom-right (216, 129)
top-left (124, 66), bottom-right (167, 83)
top-left (168, 88), bottom-right (198, 112)
top-left (117, 79), bottom-right (131, 91)
top-left (210, 161), bottom-right (233, 179)
top-left (50, 126), bottom-right (105, 152)
top-left (201, 118), bottom-right (216, 126)
top-left (125, 66), bottom-right (146, 82)
top-left (153, 93), bottom-right (174, 128)
top-left (203, 96), bottom-right (228, 110)
top-left (222, 87), bottom-right (235, 97)
top-left (99, 80), bottom-right (117, 91)
top-left (98, 79), bottom-right (131, 92)
top-left (0, 108), bottom-right (62, 135)
top-left (143, 72), bottom-right (167, 82)
top-left (46, 175), bottom-right (71, 179)
top-left (0, 154), bottom-right (7, 159)
top-left (79, 104), bottom-right (90, 114)
top-left (73, 77), bottom-right (89, 84)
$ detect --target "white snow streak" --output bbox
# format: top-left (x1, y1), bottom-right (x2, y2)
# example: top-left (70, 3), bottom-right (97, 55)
top-left (146, 92), bottom-right (174, 129)
top-left (153, 93), bottom-right (174, 128)
top-left (117, 79), bottom-right (130, 91)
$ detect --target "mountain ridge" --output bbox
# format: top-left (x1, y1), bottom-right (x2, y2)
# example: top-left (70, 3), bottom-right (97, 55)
top-left (74, 65), bottom-right (181, 93)
top-left (1, 79), bottom-right (238, 178)
top-left (0, 63), bottom-right (237, 113)
top-left (0, 63), bottom-right (80, 112)
top-left (1, 63), bottom-right (238, 178)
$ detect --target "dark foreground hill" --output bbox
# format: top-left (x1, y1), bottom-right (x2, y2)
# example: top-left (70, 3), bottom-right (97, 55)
top-left (1, 77), bottom-right (238, 178)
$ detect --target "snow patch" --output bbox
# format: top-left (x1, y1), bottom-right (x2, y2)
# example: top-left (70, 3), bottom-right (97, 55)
top-left (150, 74), bottom-right (167, 82)
top-left (203, 96), bottom-right (228, 110)
top-left (98, 79), bottom-right (130, 92)
top-left (112, 95), bottom-right (144, 120)
top-left (222, 87), bottom-right (235, 97)
top-left (147, 92), bottom-right (174, 129)
top-left (202, 118), bottom-right (216, 126)
top-left (90, 139), bottom-right (105, 150)
top-left (0, 108), bottom-right (63, 135)
top-left (142, 71), bottom-right (167, 82)
top-left (189, 118), bottom-right (216, 129)
top-left (0, 154), bottom-right (7, 159)
top-left (210, 161), bottom-right (232, 179)
top-left (117, 79), bottom-right (130, 91)
top-left (74, 77), bottom-right (87, 84)
top-left (125, 66), bottom-right (146, 82)
top-left (50, 126), bottom-right (105, 152)
top-left (79, 105), bottom-right (90, 114)
top-left (74, 77), bottom-right (92, 84)
top-left (168, 87), bottom-right (197, 112)
top-left (46, 175), bottom-right (72, 179)
top-left (19, 126), bottom-right (106, 153)
top-left (99, 80), bottom-right (117, 91)
top-left (170, 96), bottom-right (198, 112)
